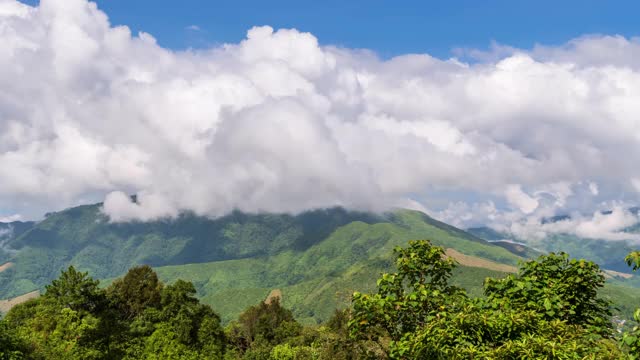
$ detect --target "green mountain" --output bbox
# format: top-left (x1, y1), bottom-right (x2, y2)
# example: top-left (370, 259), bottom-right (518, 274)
top-left (1, 203), bottom-right (638, 324)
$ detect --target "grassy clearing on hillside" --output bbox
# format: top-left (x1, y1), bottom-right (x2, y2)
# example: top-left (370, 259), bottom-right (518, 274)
top-left (0, 262), bottom-right (13, 272)
top-left (445, 248), bottom-right (517, 273)
top-left (0, 290), bottom-right (39, 313)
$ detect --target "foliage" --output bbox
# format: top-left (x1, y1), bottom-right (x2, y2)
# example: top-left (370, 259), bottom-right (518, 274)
top-left (107, 265), bottom-right (162, 320)
top-left (350, 240), bottom-right (622, 359)
top-left (350, 240), bottom-right (464, 343)
top-left (0, 320), bottom-right (28, 360)
top-left (226, 297), bottom-right (301, 355)
top-left (0, 205), bottom-right (381, 300)
top-left (485, 252), bottom-right (613, 332)
top-left (2, 234), bottom-right (640, 359)
top-left (44, 265), bottom-right (106, 313)
top-left (626, 251), bottom-right (640, 271)
top-left (621, 251), bottom-right (640, 359)
top-left (5, 267), bottom-right (116, 359)
top-left (0, 205), bottom-right (525, 320)
top-left (4, 266), bottom-right (225, 360)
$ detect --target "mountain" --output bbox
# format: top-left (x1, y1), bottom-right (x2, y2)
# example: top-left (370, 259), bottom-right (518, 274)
top-left (467, 224), bottom-right (639, 275)
top-left (0, 221), bottom-right (35, 262)
top-left (1, 202), bottom-right (638, 324)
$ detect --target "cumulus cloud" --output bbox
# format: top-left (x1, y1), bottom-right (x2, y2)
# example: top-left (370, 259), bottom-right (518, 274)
top-left (505, 185), bottom-right (539, 214)
top-left (1, 0), bottom-right (640, 232)
top-left (509, 206), bottom-right (640, 242)
top-left (432, 182), bottom-right (640, 242)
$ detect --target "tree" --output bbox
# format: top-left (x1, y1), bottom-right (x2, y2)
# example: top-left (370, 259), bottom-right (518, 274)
top-left (5, 266), bottom-right (225, 360)
top-left (226, 297), bottom-right (302, 359)
top-left (5, 267), bottom-right (117, 359)
top-left (238, 297), bottom-right (299, 346)
top-left (156, 280), bottom-right (225, 358)
top-left (622, 251), bottom-right (640, 359)
top-left (0, 320), bottom-right (29, 360)
top-left (107, 265), bottom-right (163, 320)
top-left (350, 240), bottom-right (464, 344)
top-left (626, 251), bottom-right (640, 271)
top-left (484, 252), bottom-right (612, 332)
top-left (45, 266), bottom-right (105, 313)
top-left (143, 323), bottom-right (200, 360)
top-left (350, 240), bottom-right (621, 359)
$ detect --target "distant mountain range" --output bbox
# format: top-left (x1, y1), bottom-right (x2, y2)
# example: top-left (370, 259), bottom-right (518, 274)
top-left (467, 208), bottom-right (640, 277)
top-left (1, 202), bottom-right (639, 323)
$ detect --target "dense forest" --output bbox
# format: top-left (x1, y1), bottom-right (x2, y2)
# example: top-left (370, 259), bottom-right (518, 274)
top-left (1, 241), bottom-right (639, 359)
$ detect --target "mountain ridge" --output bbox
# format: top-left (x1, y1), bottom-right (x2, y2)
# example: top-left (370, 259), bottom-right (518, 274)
top-left (1, 201), bottom-right (638, 324)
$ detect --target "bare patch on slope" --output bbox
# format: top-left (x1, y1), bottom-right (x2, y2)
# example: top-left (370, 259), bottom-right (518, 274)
top-left (445, 248), bottom-right (517, 273)
top-left (265, 289), bottom-right (283, 304)
top-left (0, 290), bottom-right (39, 313)
top-left (0, 262), bottom-right (13, 273)
top-left (603, 269), bottom-right (633, 280)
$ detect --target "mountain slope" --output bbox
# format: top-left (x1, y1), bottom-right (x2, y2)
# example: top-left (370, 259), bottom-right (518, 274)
top-left (1, 203), bottom-right (638, 324)
top-left (151, 213), bottom-right (523, 323)
top-left (0, 205), bottom-right (383, 299)
top-left (468, 226), bottom-right (639, 274)
top-left (0, 204), bottom-right (520, 305)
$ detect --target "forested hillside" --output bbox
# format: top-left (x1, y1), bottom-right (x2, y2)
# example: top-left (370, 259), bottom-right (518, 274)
top-left (1, 203), bottom-right (640, 324)
top-left (0, 204), bottom-right (383, 299)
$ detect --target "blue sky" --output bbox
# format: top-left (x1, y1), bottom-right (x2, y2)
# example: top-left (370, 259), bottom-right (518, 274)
top-left (19, 0), bottom-right (640, 58)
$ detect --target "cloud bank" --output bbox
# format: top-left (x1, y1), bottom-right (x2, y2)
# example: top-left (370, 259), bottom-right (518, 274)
top-left (1, 0), bottom-right (640, 240)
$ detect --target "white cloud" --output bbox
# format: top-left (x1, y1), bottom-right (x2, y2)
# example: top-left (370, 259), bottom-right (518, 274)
top-left (102, 191), bottom-right (178, 222)
top-left (0, 0), bottom-right (639, 230)
top-left (507, 206), bottom-right (640, 242)
top-left (505, 185), bottom-right (539, 214)
top-left (0, 214), bottom-right (21, 223)
top-left (574, 207), bottom-right (639, 240)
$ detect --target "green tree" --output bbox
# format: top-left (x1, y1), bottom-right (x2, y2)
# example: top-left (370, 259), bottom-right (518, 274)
top-left (156, 280), bottom-right (225, 358)
top-left (0, 320), bottom-right (29, 360)
top-left (350, 240), bottom-right (464, 346)
top-left (350, 240), bottom-right (621, 359)
top-left (237, 297), bottom-right (300, 346)
top-left (4, 267), bottom-right (118, 359)
top-left (45, 265), bottom-right (106, 313)
top-left (5, 266), bottom-right (225, 360)
top-left (485, 252), bottom-right (612, 332)
top-left (226, 297), bottom-right (302, 358)
top-left (108, 265), bottom-right (163, 320)
top-left (622, 251), bottom-right (640, 359)
top-left (143, 323), bottom-right (200, 360)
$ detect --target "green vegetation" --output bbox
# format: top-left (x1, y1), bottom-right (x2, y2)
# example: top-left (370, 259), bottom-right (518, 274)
top-left (468, 226), bottom-right (639, 274)
top-left (0, 205), bottom-right (523, 322)
top-left (623, 251), bottom-right (640, 359)
top-left (349, 240), bottom-right (637, 359)
top-left (1, 241), bottom-right (639, 359)
top-left (2, 203), bottom-right (640, 327)
top-left (0, 206), bottom-right (384, 299)
top-left (3, 265), bottom-right (225, 359)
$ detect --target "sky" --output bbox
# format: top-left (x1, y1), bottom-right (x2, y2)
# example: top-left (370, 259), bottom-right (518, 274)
top-left (16, 0), bottom-right (640, 58)
top-left (2, 0), bottom-right (640, 242)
